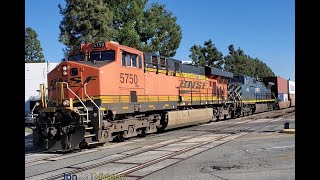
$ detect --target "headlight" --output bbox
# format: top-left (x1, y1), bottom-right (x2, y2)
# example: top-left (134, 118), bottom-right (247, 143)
top-left (63, 71), bottom-right (67, 76)
top-left (63, 99), bottom-right (70, 106)
top-left (62, 66), bottom-right (68, 71)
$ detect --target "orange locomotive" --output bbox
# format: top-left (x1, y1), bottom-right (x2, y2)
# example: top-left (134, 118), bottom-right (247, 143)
top-left (33, 41), bottom-right (236, 151)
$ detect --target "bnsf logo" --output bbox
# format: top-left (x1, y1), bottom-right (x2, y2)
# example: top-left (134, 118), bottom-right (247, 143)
top-left (50, 76), bottom-right (97, 87)
top-left (180, 80), bottom-right (207, 89)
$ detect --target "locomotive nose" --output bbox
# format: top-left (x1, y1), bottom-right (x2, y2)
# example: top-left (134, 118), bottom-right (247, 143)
top-left (49, 62), bottom-right (79, 85)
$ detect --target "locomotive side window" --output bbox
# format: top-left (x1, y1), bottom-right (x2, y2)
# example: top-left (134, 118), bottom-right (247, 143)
top-left (122, 54), bottom-right (126, 66)
top-left (160, 57), bottom-right (166, 67)
top-left (125, 54), bottom-right (131, 66)
top-left (131, 55), bottom-right (137, 67)
top-left (138, 56), bottom-right (142, 68)
top-left (121, 51), bottom-right (138, 68)
top-left (152, 56), bottom-right (158, 65)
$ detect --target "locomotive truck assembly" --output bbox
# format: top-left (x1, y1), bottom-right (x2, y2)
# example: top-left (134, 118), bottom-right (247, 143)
top-left (32, 41), bottom-right (293, 151)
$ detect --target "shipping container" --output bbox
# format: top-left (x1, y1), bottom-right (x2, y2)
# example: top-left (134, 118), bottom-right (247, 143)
top-left (263, 76), bottom-right (289, 98)
top-left (278, 93), bottom-right (289, 102)
top-left (276, 77), bottom-right (288, 94)
top-left (278, 101), bottom-right (290, 109)
top-left (289, 94), bottom-right (295, 106)
top-left (288, 80), bottom-right (295, 94)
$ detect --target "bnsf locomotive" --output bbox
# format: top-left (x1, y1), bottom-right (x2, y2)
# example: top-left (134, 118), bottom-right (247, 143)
top-left (32, 41), bottom-right (291, 151)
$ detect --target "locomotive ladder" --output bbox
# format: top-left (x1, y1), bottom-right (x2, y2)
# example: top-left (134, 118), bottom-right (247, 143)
top-left (60, 82), bottom-right (89, 122)
top-left (83, 83), bottom-right (101, 145)
top-left (60, 82), bottom-right (100, 146)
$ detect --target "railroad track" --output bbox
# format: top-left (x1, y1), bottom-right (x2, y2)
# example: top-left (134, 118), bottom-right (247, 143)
top-left (25, 107), bottom-right (294, 165)
top-left (25, 108), bottom-right (294, 180)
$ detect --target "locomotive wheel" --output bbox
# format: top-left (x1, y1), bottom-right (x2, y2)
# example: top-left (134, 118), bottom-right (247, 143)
top-left (79, 141), bottom-right (88, 149)
top-left (138, 129), bottom-right (147, 137)
top-left (114, 133), bottom-right (124, 142)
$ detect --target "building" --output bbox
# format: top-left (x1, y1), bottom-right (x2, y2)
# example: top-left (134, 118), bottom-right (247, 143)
top-left (25, 62), bottom-right (58, 115)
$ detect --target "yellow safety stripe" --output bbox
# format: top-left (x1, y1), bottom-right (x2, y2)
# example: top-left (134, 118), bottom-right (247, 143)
top-left (242, 99), bottom-right (275, 103)
top-left (71, 95), bottom-right (274, 104)
top-left (145, 67), bottom-right (208, 80)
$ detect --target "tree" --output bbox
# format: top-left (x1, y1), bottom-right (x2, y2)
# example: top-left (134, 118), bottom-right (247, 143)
top-left (139, 3), bottom-right (182, 57)
top-left (58, 0), bottom-right (114, 51)
top-left (25, 27), bottom-right (45, 63)
top-left (253, 58), bottom-right (275, 79)
top-left (224, 44), bottom-right (244, 74)
top-left (189, 39), bottom-right (224, 68)
top-left (189, 44), bottom-right (206, 66)
top-left (107, 1), bottom-right (182, 57)
top-left (108, 0), bottom-right (147, 49)
top-left (59, 0), bottom-right (182, 57)
top-left (224, 44), bottom-right (275, 79)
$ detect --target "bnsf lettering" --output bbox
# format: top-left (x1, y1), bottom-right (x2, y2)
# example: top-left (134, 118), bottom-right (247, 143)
top-left (120, 73), bottom-right (138, 84)
top-left (84, 76), bottom-right (97, 84)
top-left (50, 78), bottom-right (63, 86)
top-left (180, 80), bottom-right (207, 89)
top-left (69, 76), bottom-right (97, 84)
top-left (69, 77), bottom-right (81, 84)
top-left (50, 76), bottom-right (97, 87)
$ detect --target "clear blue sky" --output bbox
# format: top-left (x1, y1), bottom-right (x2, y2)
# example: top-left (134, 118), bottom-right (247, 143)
top-left (26, 0), bottom-right (295, 81)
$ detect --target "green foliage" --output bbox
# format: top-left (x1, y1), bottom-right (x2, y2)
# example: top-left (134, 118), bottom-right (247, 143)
top-left (58, 0), bottom-right (114, 50)
top-left (140, 3), bottom-right (182, 57)
top-left (59, 0), bottom-right (182, 57)
top-left (108, 0), bottom-right (147, 49)
top-left (189, 39), bottom-right (224, 68)
top-left (224, 44), bottom-right (275, 79)
top-left (189, 44), bottom-right (206, 66)
top-left (25, 27), bottom-right (45, 63)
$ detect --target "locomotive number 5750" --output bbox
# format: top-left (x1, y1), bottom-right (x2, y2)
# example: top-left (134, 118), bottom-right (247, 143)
top-left (120, 73), bottom-right (138, 84)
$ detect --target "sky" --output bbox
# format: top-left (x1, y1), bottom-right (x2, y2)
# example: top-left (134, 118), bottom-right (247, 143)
top-left (25, 0), bottom-right (295, 81)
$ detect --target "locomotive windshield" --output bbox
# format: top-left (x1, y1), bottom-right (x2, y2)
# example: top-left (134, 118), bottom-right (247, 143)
top-left (68, 53), bottom-right (84, 61)
top-left (89, 50), bottom-right (115, 61)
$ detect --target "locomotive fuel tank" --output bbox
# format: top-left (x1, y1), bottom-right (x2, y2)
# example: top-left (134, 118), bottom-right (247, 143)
top-left (165, 108), bottom-right (214, 130)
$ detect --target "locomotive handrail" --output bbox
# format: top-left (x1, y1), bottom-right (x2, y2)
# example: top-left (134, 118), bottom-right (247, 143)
top-left (48, 87), bottom-right (53, 104)
top-left (84, 82), bottom-right (101, 129)
top-left (59, 82), bottom-right (89, 123)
